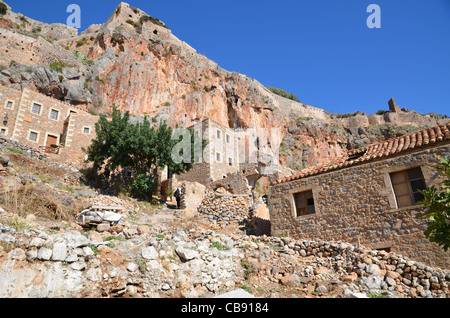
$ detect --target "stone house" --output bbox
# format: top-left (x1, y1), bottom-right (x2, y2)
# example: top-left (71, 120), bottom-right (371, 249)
top-left (0, 85), bottom-right (97, 165)
top-left (268, 122), bottom-right (450, 268)
top-left (176, 118), bottom-right (240, 185)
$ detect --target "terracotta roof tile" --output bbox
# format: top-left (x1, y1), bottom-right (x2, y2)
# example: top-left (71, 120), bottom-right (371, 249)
top-left (272, 121), bottom-right (450, 185)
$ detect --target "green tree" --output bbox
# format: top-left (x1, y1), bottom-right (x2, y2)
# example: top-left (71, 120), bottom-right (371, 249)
top-left (417, 156), bottom-right (450, 251)
top-left (84, 107), bottom-right (206, 200)
top-left (83, 107), bottom-right (131, 171)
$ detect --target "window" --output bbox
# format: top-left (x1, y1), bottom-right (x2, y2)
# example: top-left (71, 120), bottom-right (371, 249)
top-left (29, 131), bottom-right (38, 142)
top-left (0, 128), bottom-right (6, 136)
top-left (5, 101), bottom-right (13, 109)
top-left (50, 109), bottom-right (59, 120)
top-left (226, 134), bottom-right (231, 144)
top-left (83, 127), bottom-right (90, 134)
top-left (217, 129), bottom-right (221, 139)
top-left (228, 157), bottom-right (233, 166)
top-left (216, 152), bottom-right (221, 162)
top-left (293, 190), bottom-right (315, 217)
top-left (390, 167), bottom-right (427, 208)
top-left (31, 103), bottom-right (41, 115)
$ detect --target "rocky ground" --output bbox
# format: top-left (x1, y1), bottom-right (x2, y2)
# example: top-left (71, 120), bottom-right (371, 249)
top-left (0, 150), bottom-right (449, 299)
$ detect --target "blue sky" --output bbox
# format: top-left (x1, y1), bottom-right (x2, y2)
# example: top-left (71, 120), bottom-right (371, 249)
top-left (5, 0), bottom-right (450, 116)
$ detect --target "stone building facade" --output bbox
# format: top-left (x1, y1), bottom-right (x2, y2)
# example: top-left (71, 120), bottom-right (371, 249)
top-left (269, 123), bottom-right (450, 269)
top-left (176, 119), bottom-right (240, 185)
top-left (0, 85), bottom-right (97, 165)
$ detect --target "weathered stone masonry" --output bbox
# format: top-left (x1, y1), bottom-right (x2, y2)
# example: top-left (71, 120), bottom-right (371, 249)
top-left (269, 124), bottom-right (450, 269)
top-left (177, 119), bottom-right (240, 185)
top-left (0, 86), bottom-right (97, 165)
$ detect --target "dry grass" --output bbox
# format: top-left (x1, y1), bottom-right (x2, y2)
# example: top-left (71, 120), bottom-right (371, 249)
top-left (8, 153), bottom-right (66, 182)
top-left (0, 151), bottom-right (89, 225)
top-left (0, 183), bottom-right (90, 223)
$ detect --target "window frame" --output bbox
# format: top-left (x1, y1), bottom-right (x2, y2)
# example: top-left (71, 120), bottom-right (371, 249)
top-left (292, 189), bottom-right (316, 217)
top-left (28, 130), bottom-right (39, 143)
top-left (4, 100), bottom-right (14, 109)
top-left (49, 108), bottom-right (60, 121)
top-left (30, 102), bottom-right (42, 115)
top-left (389, 167), bottom-right (427, 209)
top-left (216, 151), bottom-right (222, 163)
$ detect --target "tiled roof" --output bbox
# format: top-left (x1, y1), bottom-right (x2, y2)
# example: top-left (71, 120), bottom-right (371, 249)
top-left (272, 121), bottom-right (450, 185)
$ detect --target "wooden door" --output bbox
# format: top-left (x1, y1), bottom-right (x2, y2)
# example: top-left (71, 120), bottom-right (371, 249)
top-left (46, 135), bottom-right (58, 148)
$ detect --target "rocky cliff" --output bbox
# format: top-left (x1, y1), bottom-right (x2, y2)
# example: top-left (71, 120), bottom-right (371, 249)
top-left (0, 1), bottom-right (448, 172)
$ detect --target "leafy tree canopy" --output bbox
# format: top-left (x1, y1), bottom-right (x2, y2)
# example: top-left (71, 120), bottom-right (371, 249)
top-left (84, 107), bottom-right (206, 199)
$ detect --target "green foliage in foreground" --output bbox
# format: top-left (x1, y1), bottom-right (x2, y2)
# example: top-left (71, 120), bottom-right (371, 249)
top-left (417, 156), bottom-right (450, 251)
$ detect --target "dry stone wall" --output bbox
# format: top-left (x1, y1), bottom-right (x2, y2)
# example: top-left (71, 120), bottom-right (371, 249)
top-left (197, 191), bottom-right (251, 225)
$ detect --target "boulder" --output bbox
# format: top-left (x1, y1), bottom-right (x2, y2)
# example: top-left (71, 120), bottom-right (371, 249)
top-left (176, 246), bottom-right (199, 262)
top-left (141, 246), bottom-right (159, 260)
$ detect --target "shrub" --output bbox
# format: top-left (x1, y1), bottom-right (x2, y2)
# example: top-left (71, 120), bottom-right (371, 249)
top-left (49, 61), bottom-right (68, 73)
top-left (417, 156), bottom-right (450, 251)
top-left (73, 50), bottom-right (94, 65)
top-left (0, 3), bottom-right (7, 15)
top-left (139, 14), bottom-right (169, 29)
top-left (211, 241), bottom-right (230, 251)
top-left (129, 174), bottom-right (156, 201)
top-left (111, 33), bottom-right (122, 44)
top-left (95, 76), bottom-right (105, 84)
top-left (267, 86), bottom-right (300, 102)
top-left (76, 38), bottom-right (88, 47)
top-left (88, 243), bottom-right (99, 255)
top-left (32, 26), bottom-right (42, 33)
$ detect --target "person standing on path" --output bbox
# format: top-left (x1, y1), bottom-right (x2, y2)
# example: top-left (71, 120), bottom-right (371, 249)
top-left (174, 186), bottom-right (182, 209)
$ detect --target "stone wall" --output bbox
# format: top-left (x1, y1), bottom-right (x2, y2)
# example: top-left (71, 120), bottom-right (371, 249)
top-left (0, 28), bottom-right (80, 67)
top-left (269, 143), bottom-right (450, 269)
top-left (179, 181), bottom-right (206, 217)
top-left (197, 191), bottom-right (251, 225)
top-left (176, 162), bottom-right (211, 186)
